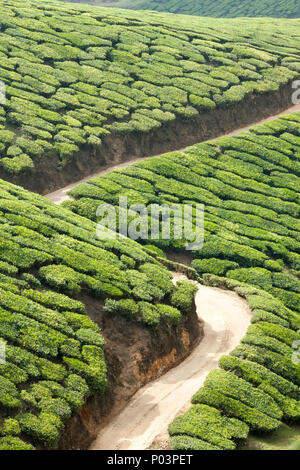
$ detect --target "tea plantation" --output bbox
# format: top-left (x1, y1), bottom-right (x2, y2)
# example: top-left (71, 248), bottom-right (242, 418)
top-left (65, 113), bottom-right (300, 313)
top-left (0, 178), bottom-right (192, 450)
top-left (170, 274), bottom-right (300, 449)
top-left (0, 0), bottom-right (300, 453)
top-left (98, 0), bottom-right (300, 19)
top-left (0, 0), bottom-right (300, 176)
top-left (65, 113), bottom-right (300, 449)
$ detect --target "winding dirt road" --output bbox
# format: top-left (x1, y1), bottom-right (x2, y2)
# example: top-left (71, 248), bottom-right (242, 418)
top-left (90, 274), bottom-right (252, 450)
top-left (46, 102), bottom-right (300, 205)
top-left (45, 102), bottom-right (299, 450)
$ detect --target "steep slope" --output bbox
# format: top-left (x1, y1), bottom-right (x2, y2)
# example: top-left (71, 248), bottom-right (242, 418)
top-left (0, 0), bottom-right (300, 192)
top-left (91, 274), bottom-right (252, 450)
top-left (64, 112), bottom-right (300, 315)
top-left (83, 0), bottom-right (300, 18)
top-left (0, 180), bottom-right (200, 450)
top-left (64, 112), bottom-right (300, 450)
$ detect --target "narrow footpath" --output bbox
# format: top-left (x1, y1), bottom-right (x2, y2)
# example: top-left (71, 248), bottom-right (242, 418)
top-left (90, 274), bottom-right (252, 450)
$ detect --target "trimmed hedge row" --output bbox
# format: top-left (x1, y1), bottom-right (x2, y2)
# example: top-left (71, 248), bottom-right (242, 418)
top-left (0, 178), bottom-right (193, 450)
top-left (69, 114), bottom-right (300, 316)
top-left (191, 388), bottom-right (281, 432)
top-left (169, 275), bottom-right (300, 450)
top-left (0, 0), bottom-right (299, 173)
top-left (66, 112), bottom-right (300, 451)
top-left (105, 0), bottom-right (300, 18)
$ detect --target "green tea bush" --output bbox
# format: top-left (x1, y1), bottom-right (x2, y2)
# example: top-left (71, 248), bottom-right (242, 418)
top-left (169, 411), bottom-right (236, 449)
top-left (156, 305), bottom-right (181, 326)
top-left (191, 258), bottom-right (239, 276)
top-left (170, 434), bottom-right (222, 450)
top-left (204, 369), bottom-right (282, 420)
top-left (104, 298), bottom-right (139, 319)
top-left (232, 344), bottom-right (300, 385)
top-left (0, 436), bottom-right (35, 450)
top-left (171, 281), bottom-right (198, 314)
top-left (241, 333), bottom-right (293, 357)
top-left (138, 302), bottom-right (161, 328)
top-left (0, 178), bottom-right (184, 449)
top-left (191, 388), bottom-right (281, 432)
top-left (69, 111), bottom-right (300, 414)
top-left (0, 1), bottom-right (299, 175)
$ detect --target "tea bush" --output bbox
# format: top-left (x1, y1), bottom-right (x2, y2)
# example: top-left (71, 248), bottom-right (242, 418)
top-left (106, 1), bottom-right (300, 19)
top-left (0, 0), bottom-right (299, 174)
top-left (70, 115), bottom-right (300, 315)
top-left (69, 111), bottom-right (300, 445)
top-left (171, 281), bottom-right (198, 314)
top-left (0, 178), bottom-right (188, 449)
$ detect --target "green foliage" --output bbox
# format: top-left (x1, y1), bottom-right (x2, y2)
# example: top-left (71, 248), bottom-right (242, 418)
top-left (16, 411), bottom-right (62, 448)
top-left (0, 436), bottom-right (35, 450)
top-left (138, 301), bottom-right (161, 328)
top-left (0, 1), bottom-right (299, 174)
top-left (156, 304), bottom-right (181, 325)
top-left (192, 387), bottom-right (281, 432)
top-left (68, 109), bottom-right (300, 449)
top-left (171, 281), bottom-right (198, 314)
top-left (104, 298), bottom-right (139, 319)
top-left (232, 343), bottom-right (300, 385)
top-left (104, 0), bottom-right (300, 18)
top-left (167, 272), bottom-right (300, 448)
top-left (168, 404), bottom-right (245, 449)
top-left (0, 0), bottom-right (300, 454)
top-left (0, 178), bottom-right (179, 449)
top-left (219, 355), bottom-right (300, 400)
top-left (0, 419), bottom-right (21, 437)
top-left (204, 369), bottom-right (282, 420)
top-left (170, 434), bottom-right (222, 450)
top-left (191, 258), bottom-right (239, 276)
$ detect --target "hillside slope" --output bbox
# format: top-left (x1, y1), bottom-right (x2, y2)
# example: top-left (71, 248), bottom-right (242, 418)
top-left (0, 179), bottom-right (200, 450)
top-left (65, 111), bottom-right (300, 320)
top-left (94, 0), bottom-right (300, 18)
top-left (0, 0), bottom-right (300, 192)
top-left (91, 274), bottom-right (252, 450)
top-left (63, 112), bottom-right (300, 449)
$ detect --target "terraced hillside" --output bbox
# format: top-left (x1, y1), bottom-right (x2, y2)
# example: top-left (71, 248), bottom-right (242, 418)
top-left (64, 113), bottom-right (300, 313)
top-left (170, 273), bottom-right (300, 450)
top-left (95, 0), bottom-right (300, 18)
top-left (0, 0), bottom-right (300, 192)
top-left (64, 113), bottom-right (300, 449)
top-left (0, 179), bottom-right (199, 450)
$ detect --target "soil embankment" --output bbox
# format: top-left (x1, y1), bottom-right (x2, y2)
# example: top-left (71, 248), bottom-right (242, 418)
top-left (90, 274), bottom-right (252, 451)
top-left (3, 79), bottom-right (300, 196)
top-left (47, 98), bottom-right (300, 204)
top-left (58, 275), bottom-right (202, 450)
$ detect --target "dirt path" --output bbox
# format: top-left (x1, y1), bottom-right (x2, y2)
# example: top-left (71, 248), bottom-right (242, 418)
top-left (46, 102), bottom-right (300, 204)
top-left (46, 102), bottom-right (297, 450)
top-left (90, 273), bottom-right (252, 450)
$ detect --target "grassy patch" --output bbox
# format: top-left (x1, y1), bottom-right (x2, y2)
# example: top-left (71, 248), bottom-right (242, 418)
top-left (240, 424), bottom-right (300, 450)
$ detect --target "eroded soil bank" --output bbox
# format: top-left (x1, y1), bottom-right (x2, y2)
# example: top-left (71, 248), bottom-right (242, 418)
top-left (2, 78), bottom-right (298, 195)
top-left (90, 274), bottom-right (252, 451)
top-left (57, 282), bottom-right (202, 450)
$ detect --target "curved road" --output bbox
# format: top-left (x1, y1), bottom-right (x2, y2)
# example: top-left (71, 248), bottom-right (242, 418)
top-left (45, 102), bottom-right (299, 450)
top-left (90, 274), bottom-right (252, 450)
